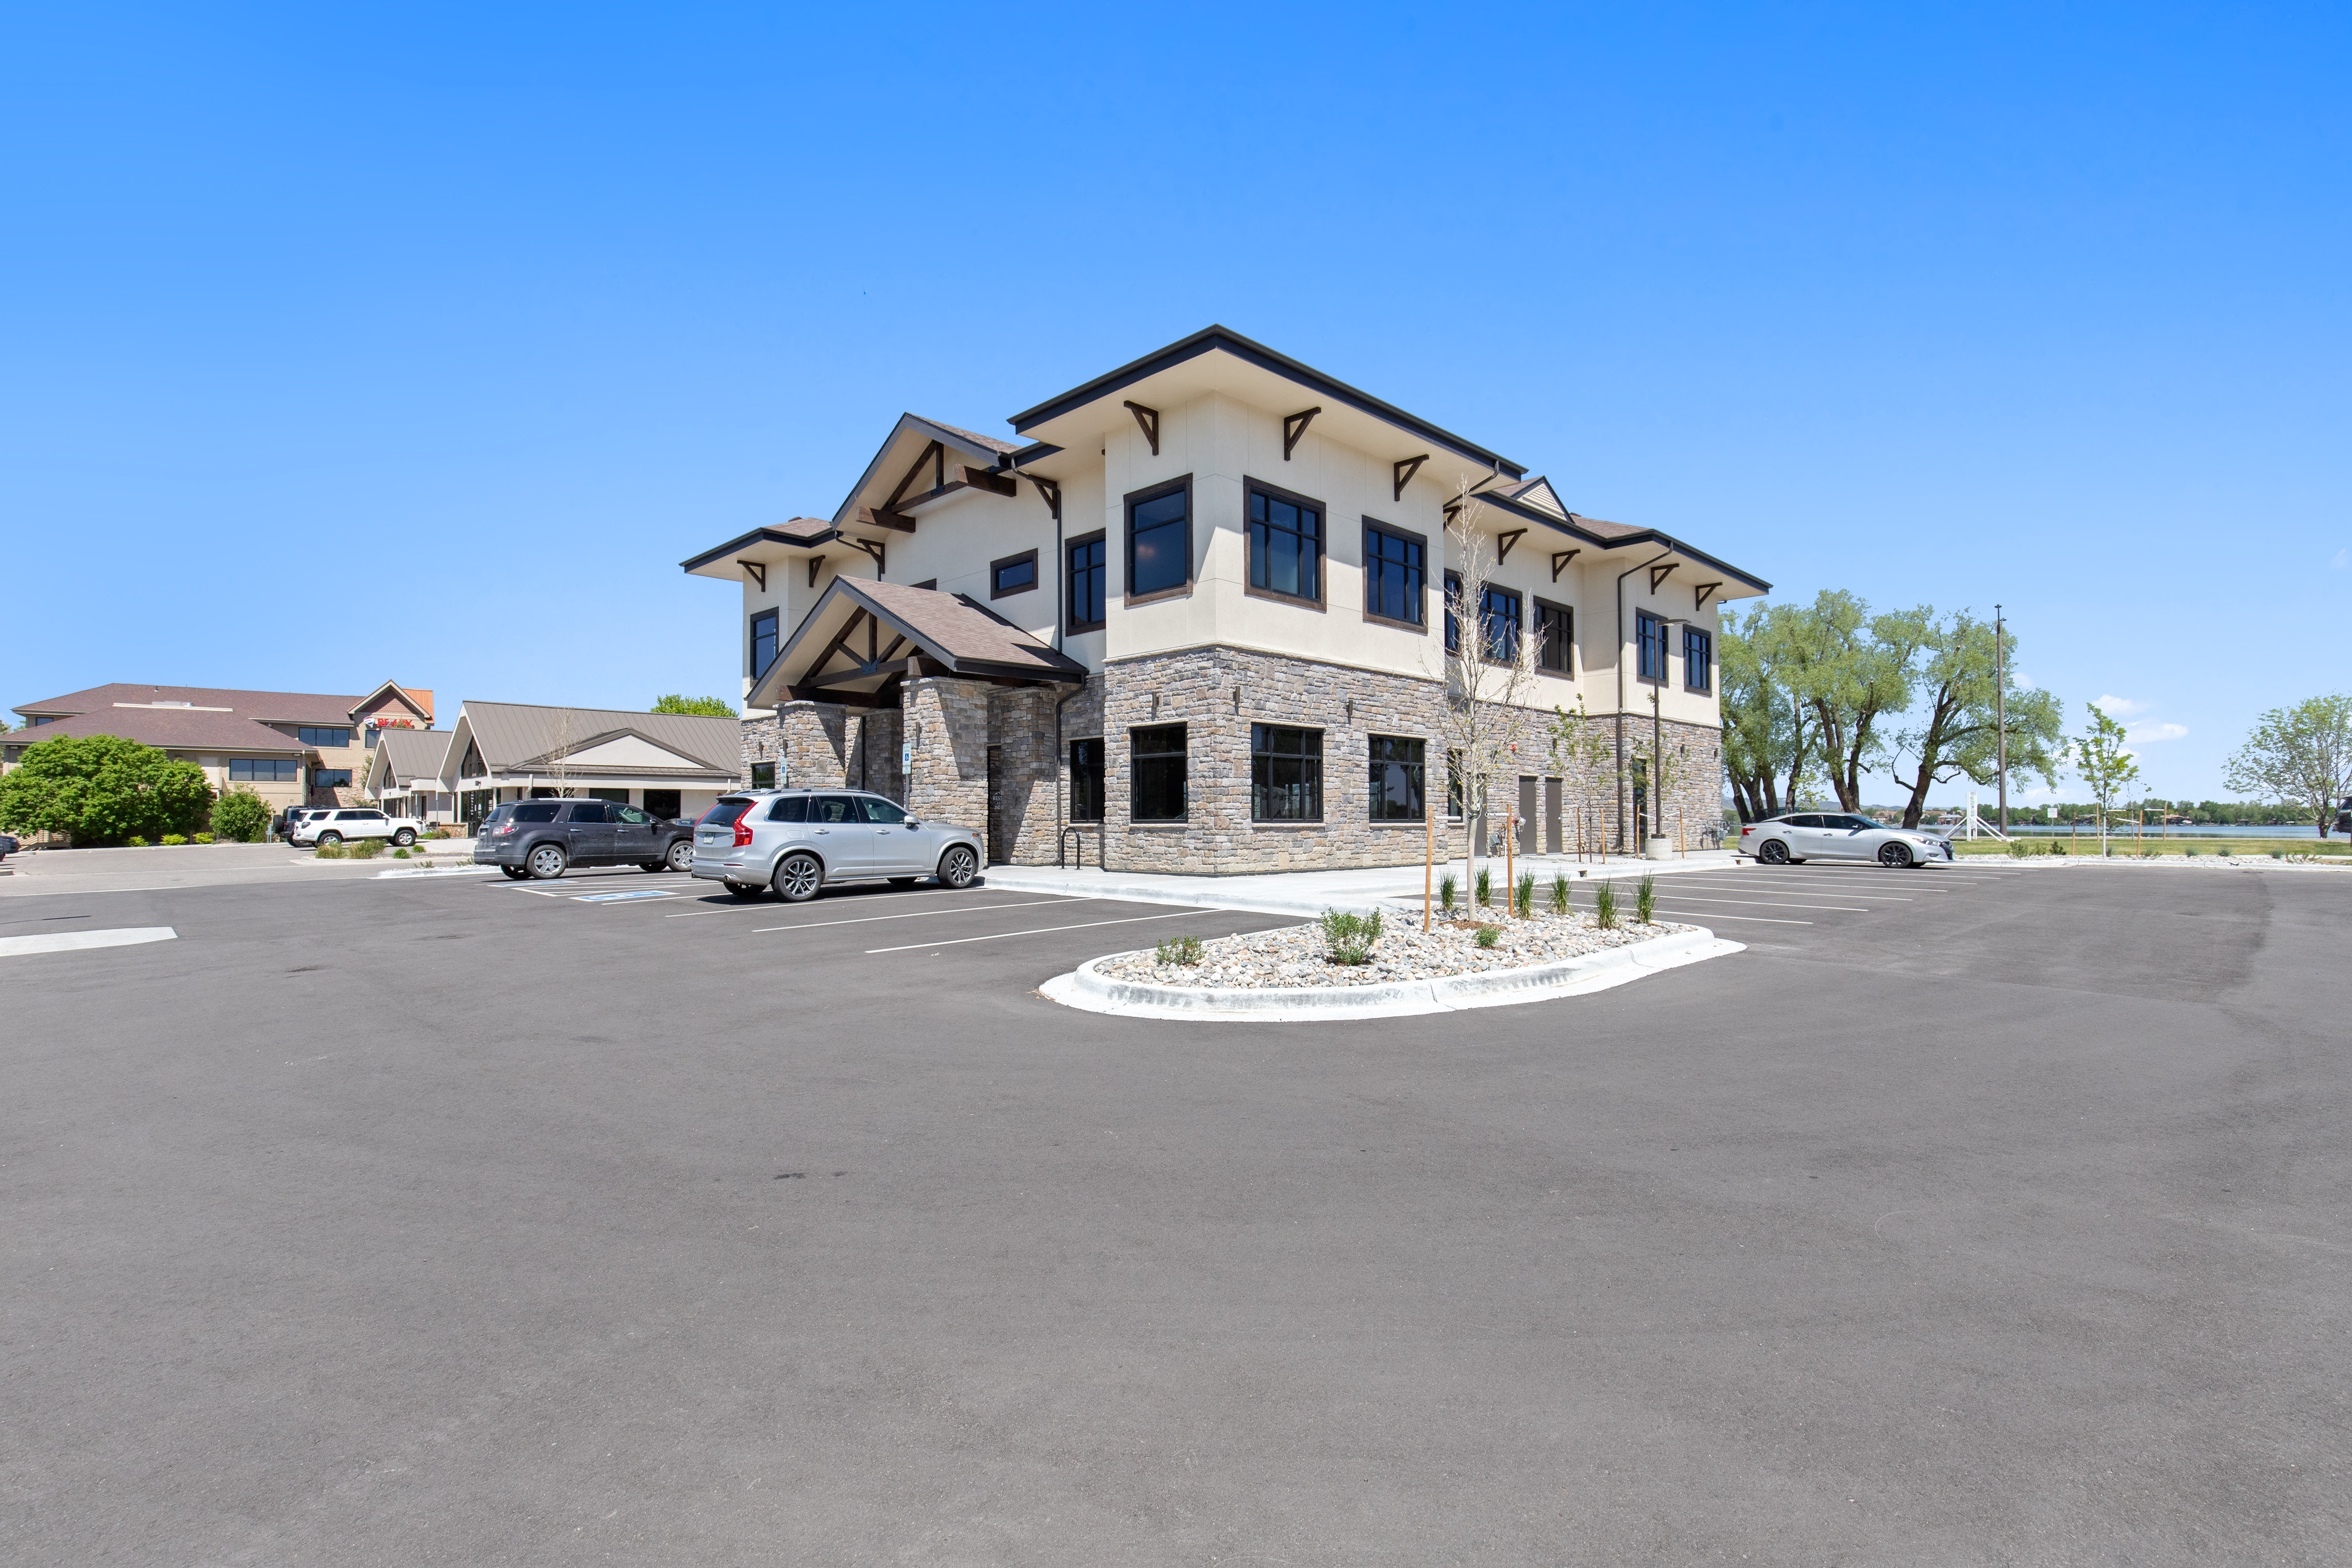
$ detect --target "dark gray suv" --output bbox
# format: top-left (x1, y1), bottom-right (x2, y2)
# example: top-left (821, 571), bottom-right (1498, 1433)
top-left (690, 789), bottom-right (982, 900)
top-left (473, 799), bottom-right (697, 880)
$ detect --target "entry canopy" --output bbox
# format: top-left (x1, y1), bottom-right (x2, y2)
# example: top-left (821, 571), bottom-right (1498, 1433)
top-left (750, 578), bottom-right (1089, 710)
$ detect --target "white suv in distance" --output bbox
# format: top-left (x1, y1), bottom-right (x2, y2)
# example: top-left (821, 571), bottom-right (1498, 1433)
top-left (292, 808), bottom-right (423, 848)
top-left (690, 789), bottom-right (982, 900)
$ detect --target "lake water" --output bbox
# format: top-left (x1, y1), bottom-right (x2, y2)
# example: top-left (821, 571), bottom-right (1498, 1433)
top-left (1989, 822), bottom-right (2328, 839)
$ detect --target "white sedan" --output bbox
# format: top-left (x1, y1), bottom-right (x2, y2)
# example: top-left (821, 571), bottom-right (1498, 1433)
top-left (1739, 812), bottom-right (1953, 868)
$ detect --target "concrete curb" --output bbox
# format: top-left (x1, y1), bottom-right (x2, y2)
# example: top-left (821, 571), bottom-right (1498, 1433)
top-left (374, 864), bottom-right (505, 879)
top-left (1039, 926), bottom-right (1743, 1022)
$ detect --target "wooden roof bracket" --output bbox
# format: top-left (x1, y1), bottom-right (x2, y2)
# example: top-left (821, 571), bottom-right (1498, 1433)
top-left (1029, 474), bottom-right (1062, 522)
top-left (854, 506), bottom-right (916, 533)
top-left (1495, 528), bottom-right (1528, 564)
top-left (739, 559), bottom-right (767, 593)
top-left (1550, 548), bottom-right (1580, 583)
top-left (807, 556), bottom-right (825, 589)
top-left (960, 465), bottom-right (1018, 497)
top-left (1124, 400), bottom-right (1160, 456)
top-left (1392, 454), bottom-right (1428, 501)
top-left (1282, 406), bottom-right (1320, 460)
top-left (1648, 561), bottom-right (1679, 593)
top-left (1693, 581), bottom-right (1723, 612)
top-left (845, 538), bottom-right (886, 574)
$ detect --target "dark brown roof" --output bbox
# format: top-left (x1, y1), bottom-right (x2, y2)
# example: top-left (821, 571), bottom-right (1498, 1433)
top-left (1564, 512), bottom-right (1642, 540)
top-left (917, 416), bottom-right (1019, 455)
top-left (773, 517), bottom-right (836, 543)
top-left (850, 579), bottom-right (1088, 678)
top-left (14, 682), bottom-right (366, 722)
top-left (8, 709), bottom-right (312, 753)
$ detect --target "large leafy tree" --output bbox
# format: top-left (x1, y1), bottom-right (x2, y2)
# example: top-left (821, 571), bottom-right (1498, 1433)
top-left (1773, 590), bottom-right (1929, 812)
top-left (1884, 611), bottom-right (2065, 828)
top-left (652, 694), bottom-right (738, 717)
top-left (1719, 603), bottom-right (1821, 821)
top-left (0, 733), bottom-right (215, 845)
top-left (2223, 695), bottom-right (2352, 838)
top-left (209, 786), bottom-right (274, 843)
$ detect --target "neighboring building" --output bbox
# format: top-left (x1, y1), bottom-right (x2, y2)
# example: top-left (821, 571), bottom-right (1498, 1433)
top-left (366, 726), bottom-right (460, 824)
top-left (4, 680), bottom-right (433, 813)
top-left (683, 326), bottom-right (1770, 873)
top-left (435, 701), bottom-right (742, 827)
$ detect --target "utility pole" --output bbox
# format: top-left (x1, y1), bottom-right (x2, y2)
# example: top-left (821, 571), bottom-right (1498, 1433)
top-left (1994, 604), bottom-right (2008, 834)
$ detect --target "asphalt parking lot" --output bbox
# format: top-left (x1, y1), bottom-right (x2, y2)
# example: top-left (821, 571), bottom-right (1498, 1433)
top-left (3, 861), bottom-right (2347, 1565)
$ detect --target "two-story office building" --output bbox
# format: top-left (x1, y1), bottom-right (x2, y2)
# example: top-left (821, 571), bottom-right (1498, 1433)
top-left (681, 328), bottom-right (1767, 873)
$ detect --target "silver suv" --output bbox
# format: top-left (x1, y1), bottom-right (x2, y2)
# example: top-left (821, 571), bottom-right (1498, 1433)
top-left (690, 789), bottom-right (983, 901)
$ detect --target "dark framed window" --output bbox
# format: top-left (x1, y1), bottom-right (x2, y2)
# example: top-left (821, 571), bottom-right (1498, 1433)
top-left (313, 769), bottom-right (353, 789)
top-left (991, 549), bottom-right (1038, 599)
top-left (1367, 735), bottom-right (1425, 821)
top-left (750, 608), bottom-right (780, 680)
top-left (1130, 724), bottom-right (1187, 821)
top-left (749, 761), bottom-right (776, 789)
top-left (1245, 479), bottom-right (1322, 605)
top-left (586, 789), bottom-right (628, 804)
top-left (1251, 726), bottom-right (1322, 822)
top-left (296, 726), bottom-right (351, 748)
top-left (1067, 532), bottom-right (1107, 632)
top-left (1636, 610), bottom-right (1667, 681)
top-left (462, 741), bottom-right (485, 778)
top-left (1535, 600), bottom-right (1573, 673)
top-left (1125, 477), bottom-right (1192, 600)
top-left (1069, 737), bottom-right (1105, 822)
top-left (1480, 585), bottom-right (1522, 662)
top-left (230, 758), bottom-right (299, 782)
top-left (1684, 626), bottom-right (1713, 693)
top-left (1363, 522), bottom-right (1425, 627)
top-left (644, 789), bottom-right (681, 819)
top-left (1444, 571), bottom-right (1463, 652)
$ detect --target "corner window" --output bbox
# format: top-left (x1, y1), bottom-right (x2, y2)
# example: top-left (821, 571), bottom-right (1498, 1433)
top-left (1536, 600), bottom-right (1573, 674)
top-left (1245, 480), bottom-right (1321, 605)
top-left (1368, 735), bottom-right (1425, 821)
top-left (1444, 571), bottom-right (1463, 652)
top-left (1684, 626), bottom-right (1713, 693)
top-left (297, 726), bottom-right (351, 748)
top-left (1636, 610), bottom-right (1666, 681)
top-left (749, 761), bottom-right (776, 789)
top-left (313, 769), bottom-right (353, 789)
top-left (1480, 586), bottom-right (1522, 662)
top-left (1364, 523), bottom-right (1425, 627)
top-left (1125, 478), bottom-right (1191, 600)
top-left (1069, 737), bottom-right (1105, 822)
top-left (1130, 724), bottom-right (1187, 821)
top-left (1250, 725), bottom-right (1322, 822)
top-left (1066, 533), bottom-right (1106, 632)
top-left (230, 758), bottom-right (299, 782)
top-left (991, 549), bottom-right (1038, 599)
top-left (750, 608), bottom-right (780, 680)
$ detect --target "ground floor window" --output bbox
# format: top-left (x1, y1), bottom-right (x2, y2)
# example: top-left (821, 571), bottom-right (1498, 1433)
top-left (1367, 735), bottom-right (1425, 820)
top-left (1069, 738), bottom-right (1105, 822)
top-left (587, 787), bottom-right (629, 804)
top-left (313, 769), bottom-right (353, 790)
top-left (1130, 724), bottom-right (1187, 821)
top-left (461, 789), bottom-right (498, 825)
top-left (644, 789), bottom-right (681, 820)
top-left (749, 761), bottom-right (776, 789)
top-left (1447, 749), bottom-right (1465, 819)
top-left (1251, 725), bottom-right (1322, 822)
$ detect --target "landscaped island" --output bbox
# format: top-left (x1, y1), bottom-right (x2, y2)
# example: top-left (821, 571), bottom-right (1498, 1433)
top-left (1097, 906), bottom-right (1696, 991)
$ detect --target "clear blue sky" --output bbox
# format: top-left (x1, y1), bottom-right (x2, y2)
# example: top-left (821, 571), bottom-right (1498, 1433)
top-left (4, 3), bottom-right (2345, 804)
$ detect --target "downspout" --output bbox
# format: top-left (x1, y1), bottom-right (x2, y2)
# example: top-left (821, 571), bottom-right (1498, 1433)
top-left (1616, 548), bottom-right (1674, 852)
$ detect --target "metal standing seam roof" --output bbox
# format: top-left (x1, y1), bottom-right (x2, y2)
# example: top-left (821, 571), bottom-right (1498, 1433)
top-left (453, 703), bottom-right (744, 776)
top-left (372, 726), bottom-right (453, 784)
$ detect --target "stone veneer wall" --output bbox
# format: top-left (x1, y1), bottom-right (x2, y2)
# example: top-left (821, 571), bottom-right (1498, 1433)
top-left (903, 678), bottom-right (990, 835)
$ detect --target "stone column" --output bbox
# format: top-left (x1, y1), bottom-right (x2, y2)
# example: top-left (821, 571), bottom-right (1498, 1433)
top-left (775, 701), bottom-right (850, 788)
top-left (988, 687), bottom-right (1061, 864)
top-left (901, 678), bottom-right (991, 840)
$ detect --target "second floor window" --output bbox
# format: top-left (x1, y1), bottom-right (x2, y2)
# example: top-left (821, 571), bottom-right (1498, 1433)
top-left (750, 609), bottom-right (780, 680)
top-left (1444, 571), bottom-right (1463, 652)
top-left (1684, 626), bottom-right (1713, 693)
top-left (1251, 725), bottom-right (1322, 821)
top-left (1536, 601), bottom-right (1572, 673)
top-left (1480, 586), bottom-right (1522, 662)
top-left (1637, 611), bottom-right (1667, 681)
top-left (1127, 478), bottom-right (1191, 599)
top-left (297, 726), bottom-right (350, 748)
top-left (1246, 482), bottom-right (1321, 604)
top-left (230, 758), bottom-right (299, 781)
top-left (991, 549), bottom-right (1038, 598)
top-left (1067, 533), bottom-right (1106, 632)
top-left (1364, 523), bottom-right (1424, 626)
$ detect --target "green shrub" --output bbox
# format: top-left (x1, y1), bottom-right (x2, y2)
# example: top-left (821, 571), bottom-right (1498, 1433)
top-left (192, 832), bottom-right (214, 845)
top-left (1548, 873), bottom-right (1570, 916)
top-left (1154, 934), bottom-right (1204, 966)
top-left (2141, 845), bottom-right (2158, 859)
top-left (2184, 845), bottom-right (2199, 857)
top-left (1475, 868), bottom-right (1491, 908)
top-left (2008, 839), bottom-right (2027, 858)
top-left (423, 827), bottom-right (452, 840)
top-left (1636, 875), bottom-right (1657, 924)
top-left (1319, 908), bottom-right (1384, 965)
top-left (391, 847), bottom-right (411, 858)
top-left (159, 833), bottom-right (187, 846)
top-left (314, 842), bottom-right (348, 859)
top-left (2270, 850), bottom-right (2284, 860)
top-left (0, 733), bottom-right (213, 845)
top-left (126, 835), bottom-right (149, 847)
top-left (1593, 880), bottom-right (1619, 930)
top-left (347, 837), bottom-right (384, 859)
top-left (207, 786), bottom-right (273, 844)
top-left (2050, 839), bottom-right (2066, 856)
top-left (1474, 924), bottom-right (1501, 949)
top-left (1438, 873), bottom-right (1457, 913)
top-left (1514, 873), bottom-right (1534, 919)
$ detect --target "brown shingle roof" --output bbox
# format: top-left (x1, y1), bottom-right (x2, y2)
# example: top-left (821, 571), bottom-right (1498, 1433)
top-left (14, 682), bottom-right (365, 723)
top-left (849, 580), bottom-right (1088, 678)
top-left (6, 709), bottom-right (311, 753)
top-left (916, 416), bottom-right (1019, 455)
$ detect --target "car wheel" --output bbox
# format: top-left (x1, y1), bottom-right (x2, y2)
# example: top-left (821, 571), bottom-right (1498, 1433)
top-left (724, 881), bottom-right (762, 899)
top-left (526, 844), bottom-right (567, 880)
top-left (317, 831), bottom-right (342, 847)
top-left (936, 845), bottom-right (978, 889)
top-left (391, 828), bottom-right (416, 847)
top-left (1879, 841), bottom-right (1914, 869)
top-left (773, 852), bottom-right (823, 903)
top-left (1757, 838), bottom-right (1788, 865)
top-left (501, 864), bottom-right (528, 880)
top-left (665, 838), bottom-right (694, 874)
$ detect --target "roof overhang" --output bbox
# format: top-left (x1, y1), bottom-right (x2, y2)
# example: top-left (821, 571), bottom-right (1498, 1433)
top-left (1007, 325), bottom-right (1525, 483)
top-left (1472, 492), bottom-right (1773, 602)
top-left (749, 578), bottom-right (1088, 711)
top-left (680, 519), bottom-right (841, 582)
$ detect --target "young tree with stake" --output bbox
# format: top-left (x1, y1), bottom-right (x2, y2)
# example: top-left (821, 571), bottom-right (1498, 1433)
top-left (1423, 482), bottom-right (1541, 905)
top-left (2069, 703), bottom-right (2141, 855)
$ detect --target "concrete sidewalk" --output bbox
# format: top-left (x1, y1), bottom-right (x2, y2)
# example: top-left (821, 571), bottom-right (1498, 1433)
top-left (983, 848), bottom-right (1747, 919)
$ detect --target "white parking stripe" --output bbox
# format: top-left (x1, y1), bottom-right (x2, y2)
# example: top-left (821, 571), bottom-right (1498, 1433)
top-left (752, 897), bottom-right (1086, 934)
top-left (665, 885), bottom-right (1000, 917)
top-left (1620, 881), bottom-right (1917, 901)
top-left (866, 910), bottom-right (1208, 954)
top-left (1613, 893), bottom-right (1871, 913)
top-left (0, 926), bottom-right (177, 958)
top-left (1652, 909), bottom-right (1813, 925)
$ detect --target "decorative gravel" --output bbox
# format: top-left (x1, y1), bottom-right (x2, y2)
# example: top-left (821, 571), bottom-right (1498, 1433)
top-left (1095, 910), bottom-right (1697, 990)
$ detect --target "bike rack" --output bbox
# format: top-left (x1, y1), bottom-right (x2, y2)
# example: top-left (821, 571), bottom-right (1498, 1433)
top-left (1058, 824), bottom-right (1098, 868)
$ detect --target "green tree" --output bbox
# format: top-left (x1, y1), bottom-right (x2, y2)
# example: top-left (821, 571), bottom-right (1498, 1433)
top-left (2068, 704), bottom-right (2141, 853)
top-left (1719, 603), bottom-right (1822, 821)
top-left (1884, 610), bottom-right (2065, 829)
top-left (0, 733), bottom-right (215, 845)
top-left (208, 786), bottom-right (273, 843)
top-left (652, 694), bottom-right (738, 717)
top-left (1774, 591), bottom-right (1929, 812)
top-left (2223, 695), bottom-right (2352, 839)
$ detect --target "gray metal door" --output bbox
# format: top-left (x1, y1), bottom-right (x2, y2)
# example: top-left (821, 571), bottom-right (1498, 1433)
top-left (1517, 776), bottom-right (1539, 856)
top-left (1544, 778), bottom-right (1562, 854)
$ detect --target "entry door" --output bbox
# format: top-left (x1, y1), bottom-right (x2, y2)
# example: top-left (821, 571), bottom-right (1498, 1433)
top-left (1517, 776), bottom-right (1539, 856)
top-left (1544, 778), bottom-right (1563, 854)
